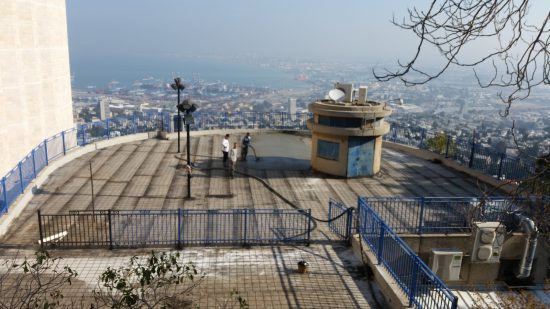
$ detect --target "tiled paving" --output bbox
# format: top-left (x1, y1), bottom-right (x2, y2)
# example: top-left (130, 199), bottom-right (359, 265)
top-left (1, 132), bottom-right (489, 246)
top-left (453, 286), bottom-right (550, 308)
top-left (0, 245), bottom-right (374, 308)
top-left (0, 132), bottom-right (498, 308)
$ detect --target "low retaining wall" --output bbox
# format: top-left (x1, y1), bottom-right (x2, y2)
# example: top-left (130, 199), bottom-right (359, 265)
top-left (383, 141), bottom-right (517, 194)
top-left (0, 133), bottom-right (150, 237)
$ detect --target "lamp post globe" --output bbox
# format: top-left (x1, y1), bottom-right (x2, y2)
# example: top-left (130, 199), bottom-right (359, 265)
top-left (170, 78), bottom-right (185, 153)
top-left (176, 98), bottom-right (198, 198)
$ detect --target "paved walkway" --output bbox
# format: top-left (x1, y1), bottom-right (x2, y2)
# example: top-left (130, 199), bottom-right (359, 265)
top-left (0, 132), bottom-right (501, 308)
top-left (1, 132), bottom-right (488, 246)
top-left (0, 244), bottom-right (376, 308)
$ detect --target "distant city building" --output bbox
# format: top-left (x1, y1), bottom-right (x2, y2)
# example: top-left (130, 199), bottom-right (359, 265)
top-left (0, 0), bottom-right (74, 176)
top-left (98, 98), bottom-right (111, 120)
top-left (288, 98), bottom-right (297, 121)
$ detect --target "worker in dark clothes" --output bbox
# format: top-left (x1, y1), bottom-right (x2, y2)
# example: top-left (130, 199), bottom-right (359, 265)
top-left (241, 132), bottom-right (251, 161)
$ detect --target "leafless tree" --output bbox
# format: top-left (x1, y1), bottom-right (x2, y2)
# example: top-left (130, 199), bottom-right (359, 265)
top-left (374, 0), bottom-right (550, 117)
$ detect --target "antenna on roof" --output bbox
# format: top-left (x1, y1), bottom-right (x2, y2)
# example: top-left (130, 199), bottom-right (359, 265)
top-left (328, 88), bottom-right (345, 101)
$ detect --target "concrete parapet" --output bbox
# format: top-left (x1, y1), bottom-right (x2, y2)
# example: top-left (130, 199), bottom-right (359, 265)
top-left (383, 141), bottom-right (518, 193)
top-left (0, 133), bottom-right (150, 237)
top-left (350, 235), bottom-right (409, 308)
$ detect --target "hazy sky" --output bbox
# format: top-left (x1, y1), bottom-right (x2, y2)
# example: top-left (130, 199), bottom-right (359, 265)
top-left (67, 0), bottom-right (422, 63)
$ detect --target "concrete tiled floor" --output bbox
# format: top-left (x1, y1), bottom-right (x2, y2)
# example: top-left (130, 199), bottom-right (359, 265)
top-left (0, 132), bottom-right (497, 308)
top-left (0, 245), bottom-right (375, 308)
top-left (2, 133), bottom-right (489, 246)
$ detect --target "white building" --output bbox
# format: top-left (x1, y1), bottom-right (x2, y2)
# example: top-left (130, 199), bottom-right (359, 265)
top-left (0, 0), bottom-right (74, 176)
top-left (98, 98), bottom-right (111, 120)
top-left (288, 98), bottom-right (297, 121)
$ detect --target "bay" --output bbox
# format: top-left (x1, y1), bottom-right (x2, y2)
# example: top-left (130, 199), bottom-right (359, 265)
top-left (69, 55), bottom-right (308, 89)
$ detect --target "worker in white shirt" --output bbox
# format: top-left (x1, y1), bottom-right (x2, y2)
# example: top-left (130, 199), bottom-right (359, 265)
top-left (222, 134), bottom-right (230, 167)
top-left (229, 142), bottom-right (239, 178)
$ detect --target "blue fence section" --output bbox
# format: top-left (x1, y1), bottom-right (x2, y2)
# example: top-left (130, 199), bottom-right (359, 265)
top-left (328, 198), bottom-right (355, 240)
top-left (363, 196), bottom-right (518, 234)
top-left (0, 112), bottom-right (311, 216)
top-left (384, 124), bottom-right (536, 181)
top-left (358, 198), bottom-right (458, 309)
top-left (1, 112), bottom-right (538, 217)
top-left (37, 208), bottom-right (312, 249)
top-left (76, 112), bottom-right (311, 146)
top-left (0, 128), bottom-right (78, 215)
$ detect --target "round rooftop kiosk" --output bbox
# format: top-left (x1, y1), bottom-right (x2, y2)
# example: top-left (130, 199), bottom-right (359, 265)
top-left (307, 85), bottom-right (392, 177)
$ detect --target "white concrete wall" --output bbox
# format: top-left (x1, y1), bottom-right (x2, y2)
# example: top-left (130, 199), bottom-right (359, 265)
top-left (0, 0), bottom-right (74, 176)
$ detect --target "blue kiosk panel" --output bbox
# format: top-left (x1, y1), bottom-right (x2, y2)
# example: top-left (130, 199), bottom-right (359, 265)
top-left (347, 136), bottom-right (375, 177)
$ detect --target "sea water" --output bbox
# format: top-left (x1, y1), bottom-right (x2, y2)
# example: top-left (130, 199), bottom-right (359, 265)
top-left (70, 55), bottom-right (308, 89)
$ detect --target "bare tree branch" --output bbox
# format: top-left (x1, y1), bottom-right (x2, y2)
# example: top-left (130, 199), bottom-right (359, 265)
top-left (374, 0), bottom-right (550, 116)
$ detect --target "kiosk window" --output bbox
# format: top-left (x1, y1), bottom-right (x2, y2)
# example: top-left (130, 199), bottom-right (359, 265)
top-left (317, 140), bottom-right (339, 161)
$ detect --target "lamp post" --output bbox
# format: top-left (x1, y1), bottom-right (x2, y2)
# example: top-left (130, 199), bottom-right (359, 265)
top-left (170, 78), bottom-right (185, 153)
top-left (177, 98), bottom-right (198, 199)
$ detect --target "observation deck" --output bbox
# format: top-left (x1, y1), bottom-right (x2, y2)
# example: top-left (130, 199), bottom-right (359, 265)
top-left (0, 130), bottom-right (513, 308)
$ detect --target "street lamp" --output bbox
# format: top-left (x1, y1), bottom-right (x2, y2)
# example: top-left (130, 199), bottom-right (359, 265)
top-left (170, 78), bottom-right (185, 153)
top-left (177, 98), bottom-right (198, 199)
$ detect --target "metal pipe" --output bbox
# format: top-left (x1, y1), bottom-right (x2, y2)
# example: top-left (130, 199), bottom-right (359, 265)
top-left (515, 213), bottom-right (538, 278)
top-left (177, 88), bottom-right (181, 153)
top-left (186, 120), bottom-right (191, 198)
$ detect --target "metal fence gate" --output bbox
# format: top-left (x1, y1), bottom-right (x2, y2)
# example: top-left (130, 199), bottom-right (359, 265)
top-left (37, 208), bottom-right (312, 249)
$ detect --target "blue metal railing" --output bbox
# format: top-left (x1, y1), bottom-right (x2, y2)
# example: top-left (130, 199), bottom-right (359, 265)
top-left (363, 196), bottom-right (518, 234)
top-left (328, 198), bottom-right (355, 241)
top-left (37, 208), bottom-right (312, 249)
top-left (0, 128), bottom-right (78, 215)
top-left (0, 112), bottom-right (312, 216)
top-left (358, 197), bottom-right (458, 309)
top-left (1, 111), bottom-right (538, 218)
top-left (384, 124), bottom-right (536, 181)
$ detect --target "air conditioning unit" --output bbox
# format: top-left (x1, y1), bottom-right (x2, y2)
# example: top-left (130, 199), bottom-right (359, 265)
top-left (471, 222), bottom-right (505, 263)
top-left (357, 86), bottom-right (368, 104)
top-left (430, 249), bottom-right (463, 281)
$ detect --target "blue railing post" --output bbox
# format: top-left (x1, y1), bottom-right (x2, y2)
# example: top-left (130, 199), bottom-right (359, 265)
top-left (469, 131), bottom-right (476, 168)
top-left (2, 177), bottom-right (7, 210)
top-left (224, 112), bottom-right (228, 129)
top-left (418, 197), bottom-right (425, 234)
top-left (31, 149), bottom-right (37, 178)
top-left (497, 153), bottom-right (506, 180)
top-left (177, 208), bottom-right (182, 249)
top-left (328, 199), bottom-right (332, 222)
top-left (409, 260), bottom-right (419, 307)
top-left (37, 210), bottom-right (43, 249)
top-left (18, 162), bottom-right (24, 194)
top-left (81, 125), bottom-right (87, 145)
top-left (108, 209), bottom-right (113, 250)
top-left (61, 131), bottom-right (66, 155)
top-left (133, 114), bottom-right (137, 134)
top-left (345, 208), bottom-right (354, 242)
top-left (451, 296), bottom-right (459, 309)
top-left (106, 118), bottom-right (110, 139)
top-left (243, 208), bottom-right (248, 246)
top-left (44, 139), bottom-right (49, 165)
top-left (307, 209), bottom-right (312, 245)
top-left (377, 224), bottom-right (385, 264)
top-left (419, 129), bottom-right (426, 148)
top-left (445, 135), bottom-right (451, 158)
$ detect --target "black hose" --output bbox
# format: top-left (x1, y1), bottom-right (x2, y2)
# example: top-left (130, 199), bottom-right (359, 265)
top-left (178, 153), bottom-right (352, 231)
